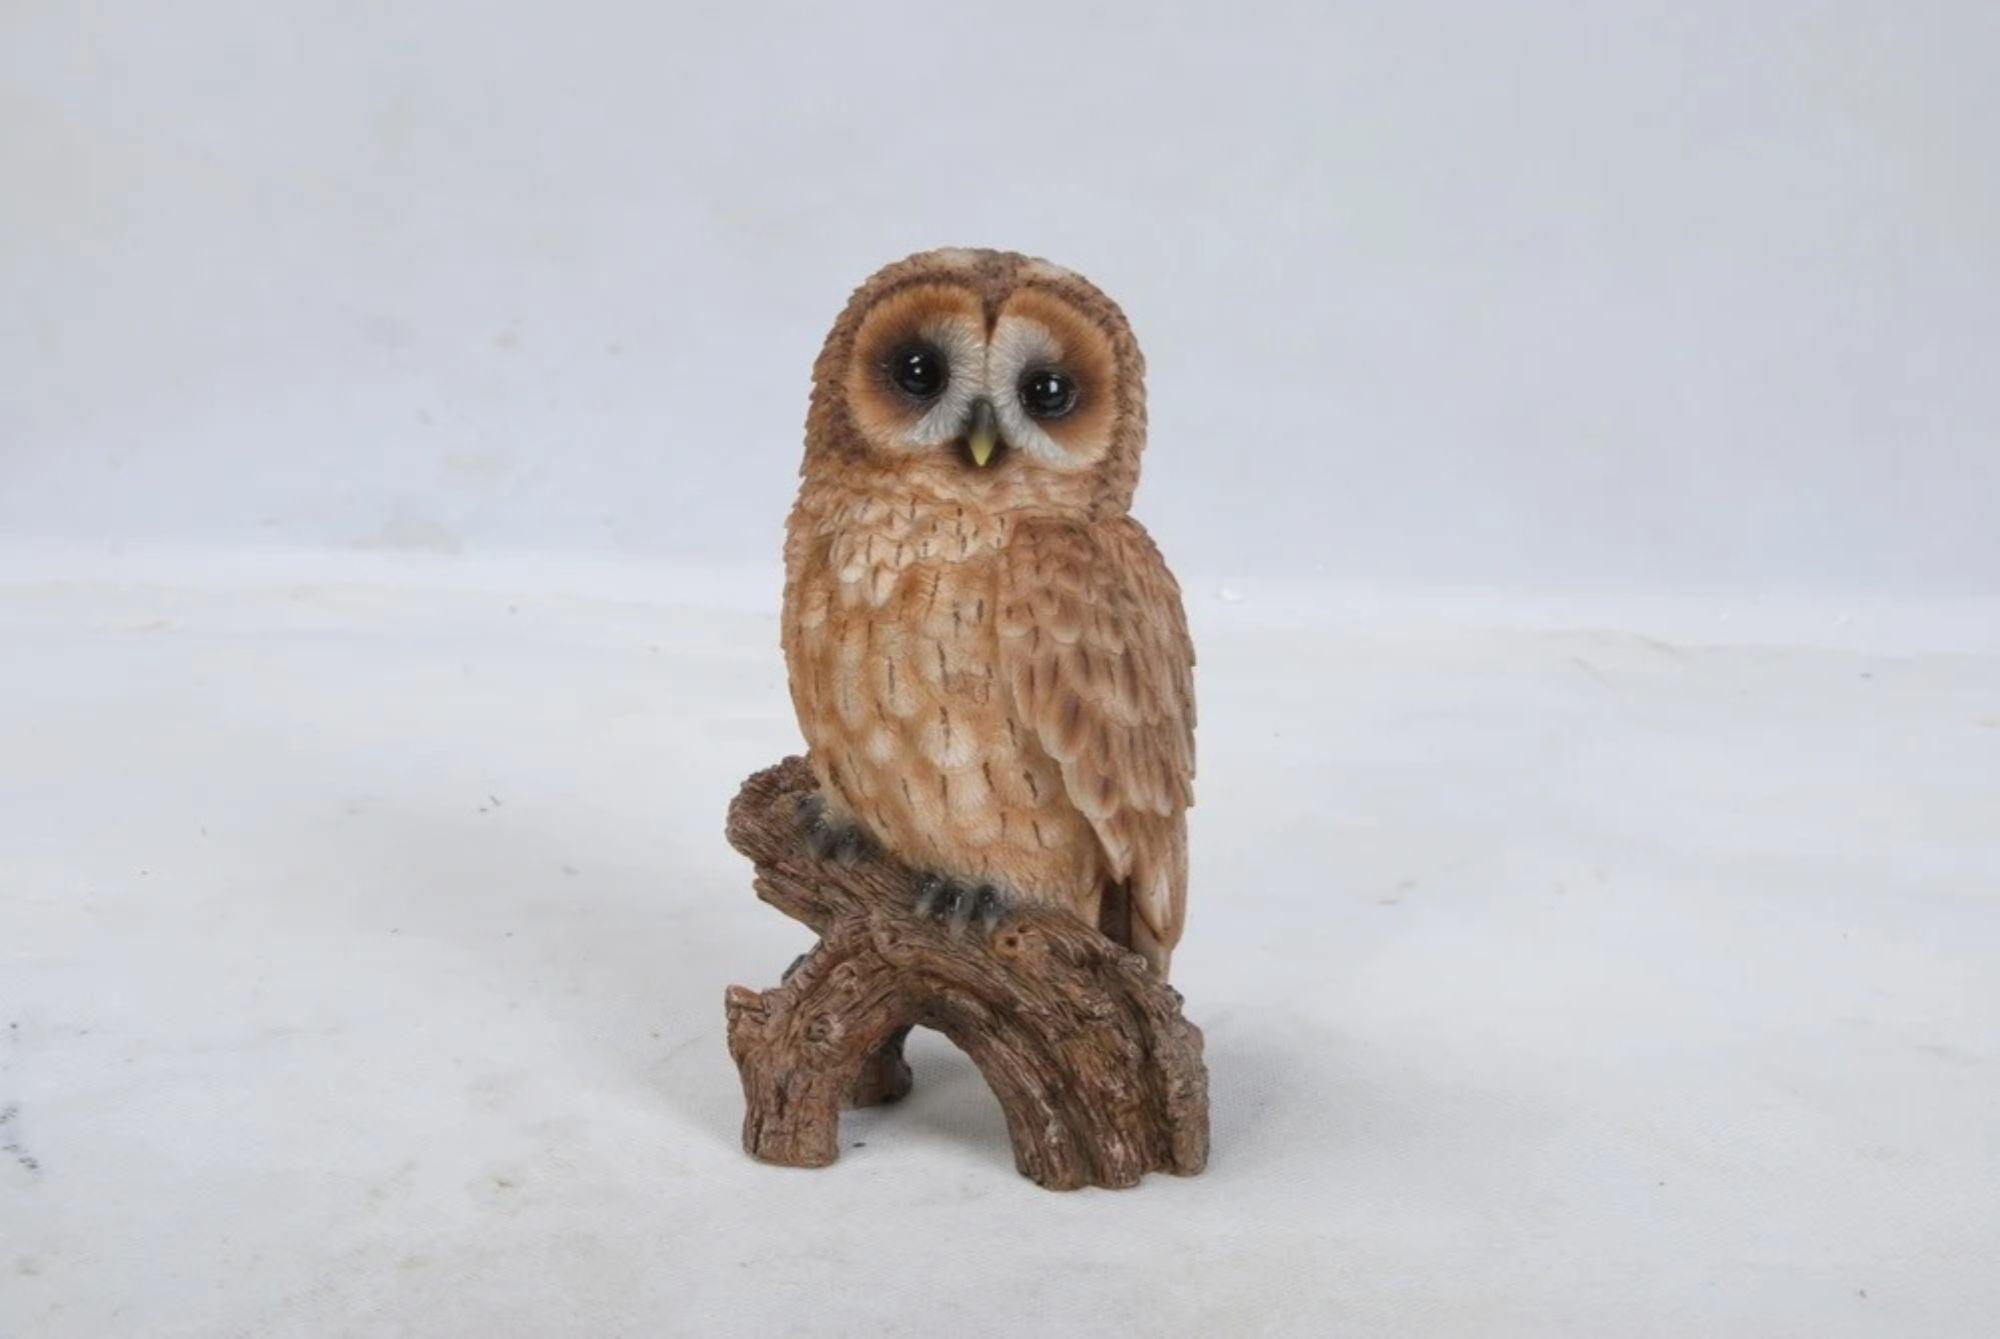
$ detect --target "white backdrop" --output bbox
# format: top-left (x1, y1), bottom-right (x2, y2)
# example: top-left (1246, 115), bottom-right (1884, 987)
top-left (6, 7), bottom-right (2000, 1338)
top-left (5, 1), bottom-right (1996, 592)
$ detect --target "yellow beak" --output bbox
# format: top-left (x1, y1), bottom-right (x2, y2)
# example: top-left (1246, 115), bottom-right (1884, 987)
top-left (966, 398), bottom-right (999, 468)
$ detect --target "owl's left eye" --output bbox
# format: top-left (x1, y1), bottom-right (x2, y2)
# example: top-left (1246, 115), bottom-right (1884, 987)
top-left (1019, 368), bottom-right (1078, 420)
top-left (887, 342), bottom-right (948, 400)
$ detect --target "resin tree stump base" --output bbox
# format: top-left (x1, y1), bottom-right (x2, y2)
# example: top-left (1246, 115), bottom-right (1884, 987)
top-left (722, 757), bottom-right (1210, 1191)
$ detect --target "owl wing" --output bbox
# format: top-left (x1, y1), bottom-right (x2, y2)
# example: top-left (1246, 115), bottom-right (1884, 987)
top-left (997, 517), bottom-right (1196, 964)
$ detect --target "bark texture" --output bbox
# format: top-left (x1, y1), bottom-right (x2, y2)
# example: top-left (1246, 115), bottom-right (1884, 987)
top-left (722, 757), bottom-right (1209, 1190)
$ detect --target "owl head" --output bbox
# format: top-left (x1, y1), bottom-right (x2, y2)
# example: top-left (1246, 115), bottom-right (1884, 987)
top-left (804, 249), bottom-right (1148, 516)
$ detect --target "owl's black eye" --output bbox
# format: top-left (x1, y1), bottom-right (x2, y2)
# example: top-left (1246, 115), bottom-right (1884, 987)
top-left (888, 343), bottom-right (948, 400)
top-left (1019, 368), bottom-right (1078, 420)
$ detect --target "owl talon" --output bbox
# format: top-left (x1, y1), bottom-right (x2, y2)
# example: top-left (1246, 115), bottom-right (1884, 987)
top-left (913, 873), bottom-right (951, 918)
top-left (798, 793), bottom-right (873, 864)
top-left (972, 884), bottom-right (1010, 932)
top-left (944, 884), bottom-right (977, 937)
top-left (909, 876), bottom-right (1012, 938)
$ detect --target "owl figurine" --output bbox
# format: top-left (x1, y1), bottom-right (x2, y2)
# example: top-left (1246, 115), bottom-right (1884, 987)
top-left (781, 249), bottom-right (1195, 976)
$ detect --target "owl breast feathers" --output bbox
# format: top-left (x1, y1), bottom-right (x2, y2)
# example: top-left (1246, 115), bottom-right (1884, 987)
top-left (781, 248), bottom-right (1195, 976)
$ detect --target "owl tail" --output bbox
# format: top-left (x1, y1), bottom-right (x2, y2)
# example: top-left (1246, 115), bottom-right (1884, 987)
top-left (1098, 879), bottom-right (1172, 978)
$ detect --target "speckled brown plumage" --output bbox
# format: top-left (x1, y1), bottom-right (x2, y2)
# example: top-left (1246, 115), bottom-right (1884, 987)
top-left (782, 248), bottom-right (1195, 974)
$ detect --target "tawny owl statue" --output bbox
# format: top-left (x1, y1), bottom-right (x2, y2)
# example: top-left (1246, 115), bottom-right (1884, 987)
top-left (782, 248), bottom-right (1195, 976)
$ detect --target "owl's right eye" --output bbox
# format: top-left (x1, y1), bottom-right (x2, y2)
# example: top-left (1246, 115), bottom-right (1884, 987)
top-left (887, 342), bottom-right (948, 400)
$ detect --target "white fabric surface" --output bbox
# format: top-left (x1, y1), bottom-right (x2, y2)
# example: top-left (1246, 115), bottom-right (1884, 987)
top-left (3, 555), bottom-right (1997, 1336)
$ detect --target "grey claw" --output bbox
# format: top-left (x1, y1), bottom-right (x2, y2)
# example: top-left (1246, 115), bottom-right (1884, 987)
top-left (913, 874), bottom-right (950, 918)
top-left (781, 951), bottom-right (809, 982)
top-left (798, 795), bottom-right (833, 856)
top-left (830, 826), bottom-right (871, 866)
top-left (973, 884), bottom-right (1008, 931)
top-left (944, 883), bottom-right (976, 936)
